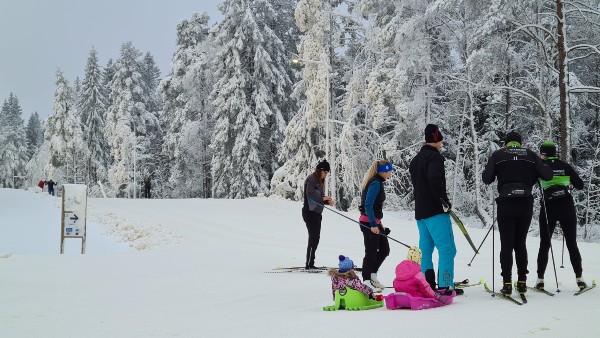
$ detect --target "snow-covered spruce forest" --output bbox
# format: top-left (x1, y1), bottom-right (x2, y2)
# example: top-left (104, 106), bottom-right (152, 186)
top-left (2, 0), bottom-right (600, 240)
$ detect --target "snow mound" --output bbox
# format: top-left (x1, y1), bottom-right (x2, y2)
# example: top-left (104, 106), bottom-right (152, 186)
top-left (92, 211), bottom-right (181, 251)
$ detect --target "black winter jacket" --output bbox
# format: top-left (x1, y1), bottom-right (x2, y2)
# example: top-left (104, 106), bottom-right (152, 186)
top-left (482, 146), bottom-right (553, 201)
top-left (409, 144), bottom-right (450, 220)
top-left (539, 157), bottom-right (583, 200)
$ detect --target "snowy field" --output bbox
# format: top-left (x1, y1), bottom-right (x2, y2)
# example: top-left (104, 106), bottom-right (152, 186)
top-left (1, 188), bottom-right (598, 338)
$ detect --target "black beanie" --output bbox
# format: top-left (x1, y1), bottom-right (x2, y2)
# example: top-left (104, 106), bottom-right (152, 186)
top-left (425, 124), bottom-right (444, 143)
top-left (504, 131), bottom-right (522, 144)
top-left (540, 141), bottom-right (557, 157)
top-left (316, 160), bottom-right (330, 172)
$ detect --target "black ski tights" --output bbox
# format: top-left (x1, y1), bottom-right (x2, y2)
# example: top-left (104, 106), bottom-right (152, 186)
top-left (537, 197), bottom-right (582, 278)
top-left (302, 208), bottom-right (322, 267)
top-left (497, 198), bottom-right (533, 282)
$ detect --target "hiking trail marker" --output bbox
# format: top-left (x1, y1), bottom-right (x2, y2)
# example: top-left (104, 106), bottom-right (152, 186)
top-left (60, 184), bottom-right (88, 254)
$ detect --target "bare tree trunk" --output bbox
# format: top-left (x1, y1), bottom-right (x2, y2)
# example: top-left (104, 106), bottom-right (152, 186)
top-left (467, 84), bottom-right (482, 218)
top-left (556, 0), bottom-right (571, 162)
top-left (505, 57), bottom-right (510, 130)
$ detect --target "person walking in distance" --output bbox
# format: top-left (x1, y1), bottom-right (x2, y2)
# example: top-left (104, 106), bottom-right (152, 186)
top-left (143, 177), bottom-right (151, 198)
top-left (409, 124), bottom-right (458, 295)
top-left (302, 160), bottom-right (334, 269)
top-left (536, 141), bottom-right (587, 291)
top-left (482, 131), bottom-right (553, 296)
top-left (358, 159), bottom-right (393, 292)
top-left (45, 180), bottom-right (56, 196)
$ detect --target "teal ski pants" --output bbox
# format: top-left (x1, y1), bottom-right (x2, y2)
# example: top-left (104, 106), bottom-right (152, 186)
top-left (417, 213), bottom-right (457, 288)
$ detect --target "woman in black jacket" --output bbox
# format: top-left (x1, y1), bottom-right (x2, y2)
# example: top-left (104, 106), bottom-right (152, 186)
top-left (302, 160), bottom-right (334, 269)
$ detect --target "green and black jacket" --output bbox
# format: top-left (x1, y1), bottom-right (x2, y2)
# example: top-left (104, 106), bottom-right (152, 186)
top-left (539, 157), bottom-right (584, 200)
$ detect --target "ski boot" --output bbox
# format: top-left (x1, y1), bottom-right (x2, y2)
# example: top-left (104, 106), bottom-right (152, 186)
top-left (516, 281), bottom-right (527, 295)
top-left (370, 273), bottom-right (385, 289)
top-left (535, 278), bottom-right (544, 290)
top-left (438, 286), bottom-right (463, 296)
top-left (500, 282), bottom-right (512, 295)
top-left (576, 278), bottom-right (588, 291)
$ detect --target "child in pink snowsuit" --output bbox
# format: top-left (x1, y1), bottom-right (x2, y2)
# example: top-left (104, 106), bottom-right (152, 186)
top-left (328, 255), bottom-right (375, 300)
top-left (393, 247), bottom-right (449, 303)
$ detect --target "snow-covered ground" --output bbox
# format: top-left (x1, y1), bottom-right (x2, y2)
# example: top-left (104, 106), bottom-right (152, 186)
top-left (1, 188), bottom-right (598, 337)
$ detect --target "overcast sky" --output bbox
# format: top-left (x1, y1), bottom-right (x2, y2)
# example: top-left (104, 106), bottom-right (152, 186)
top-left (0, 0), bottom-right (223, 121)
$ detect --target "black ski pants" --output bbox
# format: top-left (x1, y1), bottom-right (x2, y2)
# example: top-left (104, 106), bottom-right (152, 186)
top-left (537, 196), bottom-right (582, 278)
top-left (360, 222), bottom-right (390, 281)
top-left (497, 197), bottom-right (533, 283)
top-left (302, 207), bottom-right (322, 267)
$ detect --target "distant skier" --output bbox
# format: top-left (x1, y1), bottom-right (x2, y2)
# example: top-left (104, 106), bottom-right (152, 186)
top-left (409, 124), bottom-right (458, 295)
top-left (536, 141), bottom-right (587, 291)
top-left (143, 177), bottom-right (151, 198)
top-left (393, 246), bottom-right (450, 304)
top-left (45, 180), bottom-right (56, 196)
top-left (302, 160), bottom-right (334, 269)
top-left (482, 131), bottom-right (552, 296)
top-left (328, 255), bottom-right (375, 300)
top-left (37, 180), bottom-right (44, 191)
top-left (358, 159), bottom-right (393, 292)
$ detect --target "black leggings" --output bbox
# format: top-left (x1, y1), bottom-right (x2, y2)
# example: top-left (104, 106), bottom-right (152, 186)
top-left (497, 198), bottom-right (533, 282)
top-left (360, 222), bottom-right (390, 281)
top-left (537, 197), bottom-right (582, 278)
top-left (302, 208), bottom-right (322, 267)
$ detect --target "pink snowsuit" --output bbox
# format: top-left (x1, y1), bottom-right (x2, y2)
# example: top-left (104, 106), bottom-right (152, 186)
top-left (393, 260), bottom-right (436, 298)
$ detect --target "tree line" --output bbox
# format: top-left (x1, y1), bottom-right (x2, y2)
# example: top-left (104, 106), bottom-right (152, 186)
top-left (1, 0), bottom-right (599, 240)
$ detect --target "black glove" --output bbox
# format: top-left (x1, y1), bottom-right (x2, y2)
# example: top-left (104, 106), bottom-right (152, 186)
top-left (324, 200), bottom-right (331, 205)
top-left (384, 228), bottom-right (391, 235)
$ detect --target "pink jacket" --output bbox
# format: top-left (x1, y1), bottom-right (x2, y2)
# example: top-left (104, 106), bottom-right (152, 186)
top-left (393, 260), bottom-right (436, 298)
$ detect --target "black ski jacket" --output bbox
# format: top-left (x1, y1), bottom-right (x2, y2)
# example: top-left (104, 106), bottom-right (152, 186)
top-left (409, 144), bottom-right (450, 220)
top-left (482, 146), bottom-right (553, 201)
top-left (539, 157), bottom-right (583, 200)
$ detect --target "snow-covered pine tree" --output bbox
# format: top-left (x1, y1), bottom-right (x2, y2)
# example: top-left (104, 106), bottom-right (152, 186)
top-left (210, 0), bottom-right (293, 199)
top-left (103, 59), bottom-right (116, 108)
top-left (138, 52), bottom-right (164, 196)
top-left (271, 0), bottom-right (330, 200)
top-left (44, 68), bottom-right (78, 182)
top-left (160, 12), bottom-right (214, 198)
top-left (25, 112), bottom-right (43, 160)
top-left (104, 42), bottom-right (151, 198)
top-left (80, 47), bottom-right (110, 186)
top-left (0, 94), bottom-right (28, 187)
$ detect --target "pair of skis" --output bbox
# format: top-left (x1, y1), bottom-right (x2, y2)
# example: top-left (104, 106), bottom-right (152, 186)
top-left (268, 266), bottom-right (364, 274)
top-left (485, 280), bottom-right (597, 305)
top-left (484, 282), bottom-right (526, 305)
top-left (267, 266), bottom-right (329, 274)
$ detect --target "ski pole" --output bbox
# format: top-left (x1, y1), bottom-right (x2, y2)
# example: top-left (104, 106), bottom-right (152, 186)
top-left (492, 197), bottom-right (496, 294)
top-left (440, 199), bottom-right (478, 254)
top-left (539, 182), bottom-right (561, 293)
top-left (560, 234), bottom-right (565, 268)
top-left (467, 200), bottom-right (496, 266)
top-left (467, 211), bottom-right (496, 266)
top-left (309, 199), bottom-right (411, 248)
